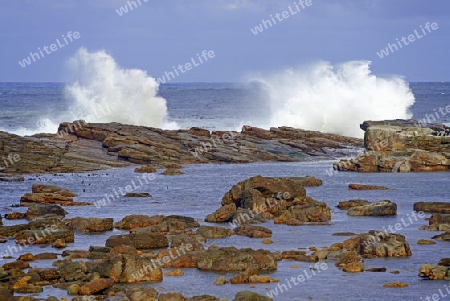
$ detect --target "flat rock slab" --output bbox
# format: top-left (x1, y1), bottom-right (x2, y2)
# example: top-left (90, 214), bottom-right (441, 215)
top-left (414, 202), bottom-right (450, 214)
top-left (347, 200), bottom-right (397, 216)
top-left (348, 184), bottom-right (390, 190)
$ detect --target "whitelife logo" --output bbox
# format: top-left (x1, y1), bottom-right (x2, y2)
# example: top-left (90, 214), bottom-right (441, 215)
top-left (250, 0), bottom-right (313, 35)
top-left (18, 31), bottom-right (81, 68)
top-left (376, 22), bottom-right (439, 58)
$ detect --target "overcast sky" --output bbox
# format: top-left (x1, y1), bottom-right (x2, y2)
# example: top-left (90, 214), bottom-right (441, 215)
top-left (0, 0), bottom-right (448, 82)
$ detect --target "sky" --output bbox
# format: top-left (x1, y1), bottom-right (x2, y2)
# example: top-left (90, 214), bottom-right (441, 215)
top-left (0, 0), bottom-right (449, 82)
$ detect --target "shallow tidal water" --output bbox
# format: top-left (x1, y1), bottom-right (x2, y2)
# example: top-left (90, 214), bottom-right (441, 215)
top-left (0, 161), bottom-right (449, 300)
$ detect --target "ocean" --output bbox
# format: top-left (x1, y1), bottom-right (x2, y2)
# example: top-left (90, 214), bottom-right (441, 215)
top-left (0, 80), bottom-right (449, 300)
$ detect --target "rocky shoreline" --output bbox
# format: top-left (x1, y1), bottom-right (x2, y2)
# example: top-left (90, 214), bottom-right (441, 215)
top-left (0, 120), bottom-right (363, 175)
top-left (0, 174), bottom-right (449, 300)
top-left (335, 119), bottom-right (450, 172)
top-left (0, 120), bottom-right (449, 300)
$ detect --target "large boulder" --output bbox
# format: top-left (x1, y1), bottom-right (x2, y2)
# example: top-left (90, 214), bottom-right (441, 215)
top-left (207, 175), bottom-right (329, 225)
top-left (347, 200), bottom-right (397, 216)
top-left (335, 120), bottom-right (450, 173)
top-left (221, 175), bottom-right (320, 206)
top-left (344, 230), bottom-right (412, 258)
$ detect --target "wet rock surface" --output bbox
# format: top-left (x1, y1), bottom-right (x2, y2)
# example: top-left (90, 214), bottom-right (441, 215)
top-left (207, 175), bottom-right (330, 226)
top-left (0, 121), bottom-right (363, 174)
top-left (335, 119), bottom-right (450, 172)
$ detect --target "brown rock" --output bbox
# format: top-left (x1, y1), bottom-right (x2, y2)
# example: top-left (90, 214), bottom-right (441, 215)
top-left (0, 175), bottom-right (24, 182)
top-left (274, 196), bottom-right (331, 225)
top-left (438, 258), bottom-right (450, 266)
top-left (5, 212), bottom-right (26, 219)
top-left (65, 217), bottom-right (114, 233)
top-left (35, 252), bottom-right (58, 260)
top-left (335, 121), bottom-right (450, 173)
top-left (13, 285), bottom-right (43, 293)
top-left (18, 253), bottom-right (35, 261)
top-left (134, 165), bottom-right (157, 173)
top-left (234, 225), bottom-right (272, 238)
top-left (205, 203), bottom-right (237, 223)
top-left (165, 269), bottom-right (184, 276)
top-left (31, 184), bottom-right (78, 197)
top-left (418, 263), bottom-right (450, 280)
top-left (16, 229), bottom-right (74, 244)
top-left (25, 203), bottom-right (68, 220)
top-left (130, 232), bottom-right (169, 249)
top-left (383, 282), bottom-right (409, 288)
top-left (214, 276), bottom-right (227, 285)
top-left (233, 291), bottom-right (272, 301)
top-left (336, 199), bottom-right (370, 210)
top-left (420, 213), bottom-right (450, 231)
top-left (80, 277), bottom-right (114, 295)
top-left (186, 296), bottom-right (221, 301)
top-left (414, 202), bottom-right (450, 214)
top-left (345, 231), bottom-right (412, 258)
top-left (417, 239), bottom-right (436, 245)
top-left (196, 226), bottom-right (234, 239)
top-left (281, 250), bottom-right (315, 262)
top-left (348, 184), bottom-right (389, 190)
top-left (343, 261), bottom-right (365, 273)
top-left (116, 214), bottom-right (165, 230)
top-left (3, 260), bottom-right (30, 270)
top-left (158, 292), bottom-right (186, 301)
top-left (347, 200), bottom-right (397, 216)
top-left (162, 169), bottom-right (184, 175)
top-left (86, 254), bottom-right (163, 282)
top-left (52, 238), bottom-right (67, 248)
top-left (0, 288), bottom-right (15, 301)
top-left (432, 232), bottom-right (450, 241)
top-left (125, 193), bottom-right (152, 197)
top-left (126, 287), bottom-right (159, 301)
top-left (0, 122), bottom-right (363, 174)
top-left (197, 247), bottom-right (277, 272)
